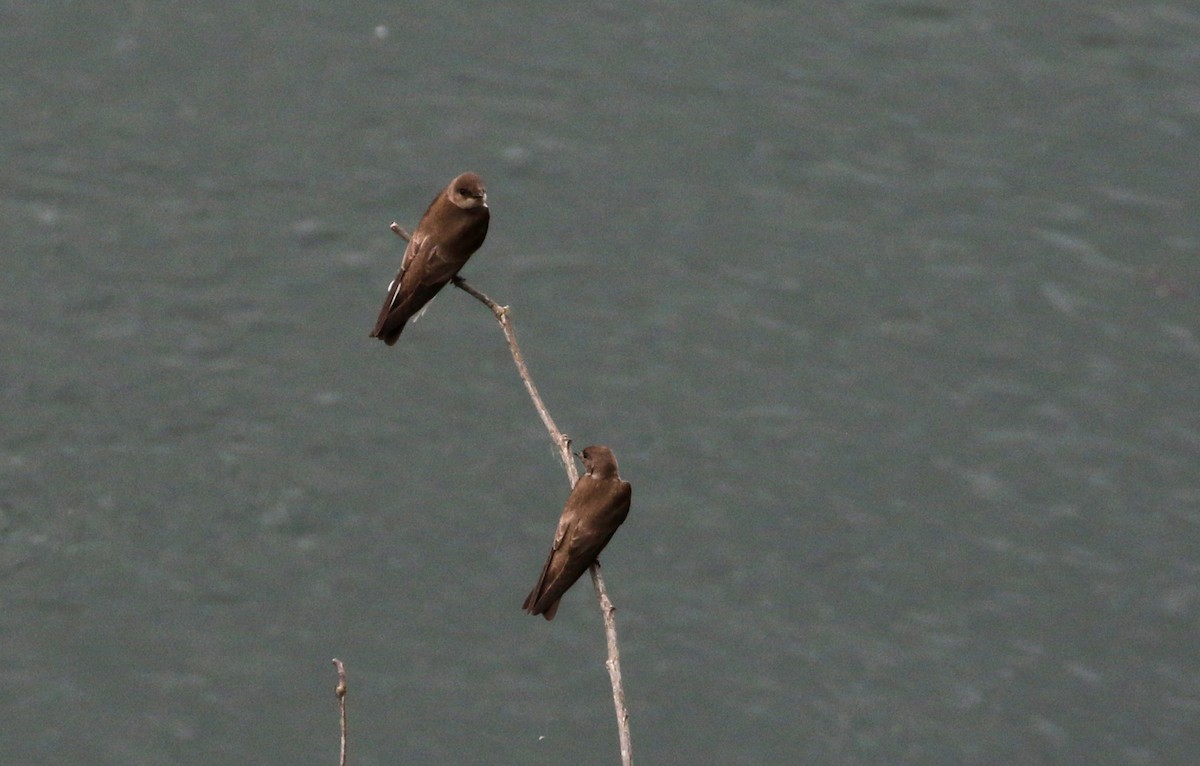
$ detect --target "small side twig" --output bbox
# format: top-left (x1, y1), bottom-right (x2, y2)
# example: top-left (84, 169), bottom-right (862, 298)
top-left (392, 220), bottom-right (631, 766)
top-left (332, 658), bottom-right (348, 766)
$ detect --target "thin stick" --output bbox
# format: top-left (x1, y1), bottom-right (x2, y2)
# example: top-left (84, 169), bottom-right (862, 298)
top-left (332, 658), bottom-right (348, 766)
top-left (389, 222), bottom-right (575, 479)
top-left (450, 277), bottom-right (628, 764)
top-left (391, 222), bottom-right (631, 766)
top-left (451, 276), bottom-right (578, 482)
top-left (590, 562), bottom-right (633, 766)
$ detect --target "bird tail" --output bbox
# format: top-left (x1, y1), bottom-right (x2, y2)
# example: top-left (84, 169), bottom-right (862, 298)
top-left (522, 589), bottom-right (559, 621)
top-left (369, 314), bottom-right (406, 345)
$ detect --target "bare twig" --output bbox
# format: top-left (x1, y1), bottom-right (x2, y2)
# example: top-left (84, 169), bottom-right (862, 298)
top-left (590, 563), bottom-right (632, 766)
top-left (391, 219), bottom-right (632, 765)
top-left (452, 278), bottom-right (578, 482)
top-left (332, 658), bottom-right (348, 766)
top-left (389, 222), bottom-right (576, 480)
top-left (450, 276), bottom-right (630, 764)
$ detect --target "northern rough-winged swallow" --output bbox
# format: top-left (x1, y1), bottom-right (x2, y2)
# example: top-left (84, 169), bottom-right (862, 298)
top-left (370, 172), bottom-right (489, 344)
top-left (523, 445), bottom-right (632, 620)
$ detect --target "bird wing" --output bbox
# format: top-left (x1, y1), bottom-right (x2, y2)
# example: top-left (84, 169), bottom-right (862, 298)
top-left (522, 504), bottom-right (577, 614)
top-left (420, 241), bottom-right (464, 285)
top-left (370, 235), bottom-right (439, 337)
top-left (523, 478), bottom-right (631, 618)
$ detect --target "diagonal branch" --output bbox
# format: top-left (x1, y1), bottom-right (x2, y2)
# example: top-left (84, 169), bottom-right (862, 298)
top-left (448, 276), bottom-right (576, 483)
top-left (590, 562), bottom-right (633, 765)
top-left (390, 222), bottom-right (576, 480)
top-left (393, 220), bottom-right (631, 766)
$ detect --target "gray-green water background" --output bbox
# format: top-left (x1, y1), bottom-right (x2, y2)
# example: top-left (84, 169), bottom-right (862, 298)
top-left (3, 2), bottom-right (1199, 764)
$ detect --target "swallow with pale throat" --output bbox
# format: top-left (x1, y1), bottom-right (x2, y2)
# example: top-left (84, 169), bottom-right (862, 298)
top-left (523, 445), bottom-right (632, 620)
top-left (370, 172), bottom-right (489, 344)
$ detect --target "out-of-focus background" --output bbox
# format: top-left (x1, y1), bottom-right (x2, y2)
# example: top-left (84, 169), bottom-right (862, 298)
top-left (3, 2), bottom-right (1198, 764)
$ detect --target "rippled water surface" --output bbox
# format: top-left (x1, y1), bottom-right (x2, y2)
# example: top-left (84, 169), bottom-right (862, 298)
top-left (3, 2), bottom-right (1199, 764)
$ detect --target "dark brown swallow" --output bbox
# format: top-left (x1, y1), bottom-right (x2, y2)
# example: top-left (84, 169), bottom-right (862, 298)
top-left (523, 445), bottom-right (632, 620)
top-left (370, 172), bottom-right (489, 344)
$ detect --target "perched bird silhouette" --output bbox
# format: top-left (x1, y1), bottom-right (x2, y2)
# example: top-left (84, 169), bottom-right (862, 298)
top-left (523, 445), bottom-right (632, 620)
top-left (370, 172), bottom-right (489, 344)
